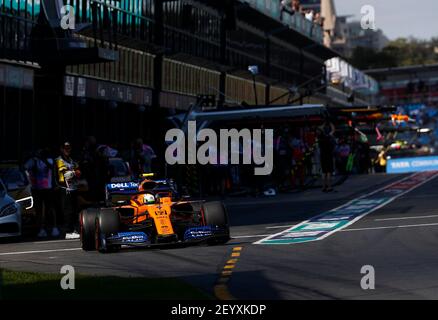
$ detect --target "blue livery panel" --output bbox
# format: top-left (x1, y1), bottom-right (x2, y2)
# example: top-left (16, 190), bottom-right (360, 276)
top-left (107, 232), bottom-right (149, 244)
top-left (183, 225), bottom-right (225, 241)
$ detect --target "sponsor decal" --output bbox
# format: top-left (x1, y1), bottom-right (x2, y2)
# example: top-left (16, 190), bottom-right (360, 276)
top-left (387, 156), bottom-right (438, 174)
top-left (256, 171), bottom-right (438, 245)
top-left (109, 232), bottom-right (148, 243)
top-left (107, 182), bottom-right (138, 190)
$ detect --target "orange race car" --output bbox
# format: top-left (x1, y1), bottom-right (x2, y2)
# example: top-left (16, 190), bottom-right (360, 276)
top-left (80, 175), bottom-right (230, 253)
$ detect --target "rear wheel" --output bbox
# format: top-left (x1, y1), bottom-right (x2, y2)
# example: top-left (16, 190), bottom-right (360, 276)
top-left (95, 209), bottom-right (121, 253)
top-left (202, 201), bottom-right (230, 244)
top-left (80, 209), bottom-right (99, 251)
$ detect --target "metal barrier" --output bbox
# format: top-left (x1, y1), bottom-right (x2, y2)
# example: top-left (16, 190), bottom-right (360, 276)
top-left (0, 0), bottom-right (39, 61)
top-left (243, 0), bottom-right (323, 43)
top-left (0, 0), bottom-right (126, 62)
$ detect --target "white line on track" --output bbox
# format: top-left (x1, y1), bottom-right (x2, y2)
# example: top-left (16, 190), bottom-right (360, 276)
top-left (341, 222), bottom-right (438, 232)
top-left (266, 225), bottom-right (296, 229)
top-left (0, 248), bottom-right (82, 256)
top-left (29, 239), bottom-right (80, 244)
top-left (232, 234), bottom-right (272, 239)
top-left (374, 215), bottom-right (438, 222)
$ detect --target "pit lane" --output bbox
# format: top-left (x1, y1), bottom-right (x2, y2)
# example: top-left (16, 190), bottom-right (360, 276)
top-left (2, 173), bottom-right (438, 299)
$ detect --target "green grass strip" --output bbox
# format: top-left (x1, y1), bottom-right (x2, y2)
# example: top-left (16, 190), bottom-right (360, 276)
top-left (0, 268), bottom-right (211, 300)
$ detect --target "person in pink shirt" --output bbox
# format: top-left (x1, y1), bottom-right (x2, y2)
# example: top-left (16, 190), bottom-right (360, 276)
top-left (24, 148), bottom-right (59, 238)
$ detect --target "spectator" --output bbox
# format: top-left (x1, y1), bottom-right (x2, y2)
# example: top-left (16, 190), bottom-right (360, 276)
top-left (210, 143), bottom-right (228, 197)
top-left (252, 129), bottom-right (271, 196)
top-left (80, 136), bottom-right (98, 201)
top-left (292, 0), bottom-right (301, 13)
top-left (274, 128), bottom-right (292, 190)
top-left (316, 119), bottom-right (336, 192)
top-left (55, 142), bottom-right (81, 239)
top-left (335, 138), bottom-right (350, 175)
top-left (280, 0), bottom-right (293, 15)
top-left (305, 10), bottom-right (314, 22)
top-left (130, 138), bottom-right (157, 176)
top-left (354, 129), bottom-right (371, 174)
top-left (290, 132), bottom-right (307, 189)
top-left (303, 126), bottom-right (317, 176)
top-left (24, 148), bottom-right (59, 238)
top-left (375, 146), bottom-right (388, 173)
top-left (228, 138), bottom-right (242, 192)
top-left (280, 0), bottom-right (290, 10)
top-left (357, 141), bottom-right (371, 174)
top-left (314, 12), bottom-right (323, 26)
top-left (95, 144), bottom-right (116, 200)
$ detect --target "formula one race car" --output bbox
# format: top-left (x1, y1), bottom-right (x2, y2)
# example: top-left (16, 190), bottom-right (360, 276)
top-left (80, 175), bottom-right (230, 252)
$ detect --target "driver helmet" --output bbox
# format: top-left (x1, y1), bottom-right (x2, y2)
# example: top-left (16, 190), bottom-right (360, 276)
top-left (143, 193), bottom-right (155, 204)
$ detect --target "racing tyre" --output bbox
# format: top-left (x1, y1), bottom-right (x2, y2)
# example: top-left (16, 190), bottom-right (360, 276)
top-left (80, 209), bottom-right (100, 251)
top-left (95, 209), bottom-right (121, 253)
top-left (202, 201), bottom-right (230, 244)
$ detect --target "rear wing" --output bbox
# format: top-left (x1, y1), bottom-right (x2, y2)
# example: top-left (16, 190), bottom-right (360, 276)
top-left (106, 182), bottom-right (139, 195)
top-left (104, 182), bottom-right (139, 206)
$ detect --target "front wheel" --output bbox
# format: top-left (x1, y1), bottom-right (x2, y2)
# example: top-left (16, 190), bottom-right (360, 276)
top-left (95, 209), bottom-right (121, 253)
top-left (80, 208), bottom-right (99, 251)
top-left (202, 201), bottom-right (230, 244)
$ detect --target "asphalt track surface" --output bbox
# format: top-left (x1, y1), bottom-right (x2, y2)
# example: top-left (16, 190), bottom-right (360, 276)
top-left (2, 172), bottom-right (438, 299)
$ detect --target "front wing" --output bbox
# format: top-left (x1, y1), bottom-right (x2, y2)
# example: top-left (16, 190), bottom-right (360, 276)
top-left (105, 225), bottom-right (229, 247)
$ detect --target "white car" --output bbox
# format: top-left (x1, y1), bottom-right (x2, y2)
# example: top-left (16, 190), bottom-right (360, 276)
top-left (0, 178), bottom-right (21, 238)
